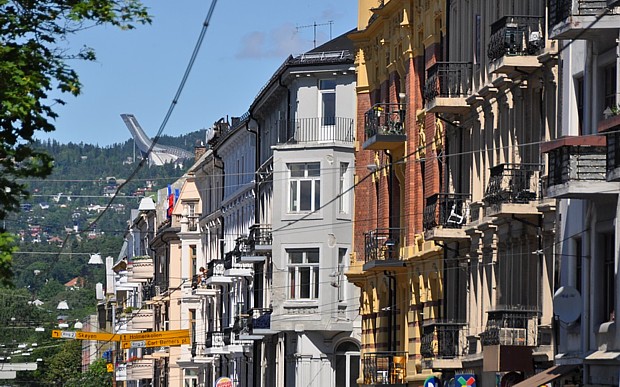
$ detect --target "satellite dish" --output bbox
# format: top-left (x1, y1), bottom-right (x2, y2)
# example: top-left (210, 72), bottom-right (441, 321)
top-left (553, 286), bottom-right (582, 323)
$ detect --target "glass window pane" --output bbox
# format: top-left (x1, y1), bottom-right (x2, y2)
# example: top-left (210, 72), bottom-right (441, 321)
top-left (300, 180), bottom-right (312, 211)
top-left (313, 267), bottom-right (319, 298)
top-left (307, 250), bottom-right (319, 264)
top-left (289, 164), bottom-right (304, 177)
top-left (314, 180), bottom-right (320, 210)
top-left (289, 268), bottom-right (296, 298)
top-left (307, 163), bottom-right (321, 176)
top-left (335, 354), bottom-right (346, 386)
top-left (300, 267), bottom-right (310, 298)
top-left (322, 92), bottom-right (336, 124)
top-left (320, 79), bottom-right (337, 90)
top-left (290, 251), bottom-right (303, 264)
top-left (350, 355), bottom-right (360, 387)
top-left (290, 181), bottom-right (298, 211)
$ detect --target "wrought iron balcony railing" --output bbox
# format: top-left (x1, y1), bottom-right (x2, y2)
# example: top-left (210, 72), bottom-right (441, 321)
top-left (206, 259), bottom-right (225, 278)
top-left (364, 228), bottom-right (403, 263)
top-left (481, 306), bottom-right (539, 347)
top-left (362, 351), bottom-right (407, 385)
top-left (249, 223), bottom-right (272, 248)
top-left (548, 142), bottom-right (606, 186)
top-left (423, 62), bottom-right (472, 102)
top-left (549, 0), bottom-right (611, 27)
top-left (423, 193), bottom-right (471, 231)
top-left (607, 130), bottom-right (620, 177)
top-left (488, 16), bottom-right (545, 61)
top-left (420, 321), bottom-right (467, 359)
top-left (277, 117), bottom-right (354, 144)
top-left (234, 307), bottom-right (272, 335)
top-left (483, 163), bottom-right (541, 205)
top-left (206, 331), bottom-right (225, 348)
top-left (364, 103), bottom-right (406, 139)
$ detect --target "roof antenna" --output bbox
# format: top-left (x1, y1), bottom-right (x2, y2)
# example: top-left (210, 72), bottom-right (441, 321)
top-left (295, 20), bottom-right (334, 48)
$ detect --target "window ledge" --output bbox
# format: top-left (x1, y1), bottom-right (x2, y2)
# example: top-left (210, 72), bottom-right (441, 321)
top-left (283, 300), bottom-right (319, 309)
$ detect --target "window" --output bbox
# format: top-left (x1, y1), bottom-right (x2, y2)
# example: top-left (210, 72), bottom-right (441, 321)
top-left (320, 79), bottom-right (336, 126)
top-left (603, 233), bottom-right (615, 322)
top-left (339, 163), bottom-right (351, 214)
top-left (288, 249), bottom-right (320, 299)
top-left (604, 64), bottom-right (617, 112)
top-left (575, 77), bottom-right (584, 134)
top-left (338, 248), bottom-right (348, 302)
top-left (289, 163), bottom-right (321, 212)
top-left (335, 341), bottom-right (360, 387)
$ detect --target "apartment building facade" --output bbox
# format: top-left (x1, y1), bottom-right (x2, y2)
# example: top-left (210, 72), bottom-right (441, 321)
top-left (348, 1), bottom-right (562, 386)
top-left (546, 1), bottom-right (620, 386)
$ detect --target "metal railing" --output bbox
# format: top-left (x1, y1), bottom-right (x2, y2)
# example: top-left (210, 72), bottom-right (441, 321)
top-left (420, 321), bottom-right (467, 359)
top-left (364, 228), bottom-right (403, 263)
top-left (277, 117), bottom-right (354, 144)
top-left (481, 307), bottom-right (539, 346)
top-left (424, 62), bottom-right (472, 102)
top-left (488, 16), bottom-right (545, 61)
top-left (483, 163), bottom-right (541, 205)
top-left (549, 0), bottom-right (613, 27)
top-left (249, 223), bottom-right (272, 247)
top-left (548, 144), bottom-right (606, 186)
top-left (608, 131), bottom-right (620, 174)
top-left (206, 331), bottom-right (225, 348)
top-left (423, 193), bottom-right (471, 230)
top-left (364, 103), bottom-right (406, 139)
top-left (206, 259), bottom-right (225, 277)
top-left (362, 351), bottom-right (407, 385)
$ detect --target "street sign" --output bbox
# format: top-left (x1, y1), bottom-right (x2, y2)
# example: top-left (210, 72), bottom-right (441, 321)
top-left (120, 336), bottom-right (190, 349)
top-left (106, 363), bottom-right (114, 373)
top-left (51, 330), bottom-right (121, 342)
top-left (120, 329), bottom-right (190, 342)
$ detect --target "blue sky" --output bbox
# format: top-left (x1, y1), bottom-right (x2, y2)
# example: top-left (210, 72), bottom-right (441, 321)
top-left (45, 0), bottom-right (358, 146)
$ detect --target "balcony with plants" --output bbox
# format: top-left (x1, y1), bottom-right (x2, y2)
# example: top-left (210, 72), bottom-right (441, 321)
top-left (542, 135), bottom-right (610, 198)
top-left (549, 0), bottom-right (620, 40)
top-left (423, 193), bottom-right (471, 241)
top-left (420, 320), bottom-right (467, 369)
top-left (488, 15), bottom-right (545, 74)
top-left (423, 62), bottom-right (472, 114)
top-left (362, 228), bottom-right (406, 271)
top-left (362, 103), bottom-right (407, 151)
top-left (361, 351), bottom-right (407, 386)
top-left (482, 163), bottom-right (541, 218)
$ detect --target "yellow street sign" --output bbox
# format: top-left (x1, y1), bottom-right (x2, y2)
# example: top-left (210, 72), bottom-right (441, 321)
top-left (51, 330), bottom-right (121, 342)
top-left (106, 363), bottom-right (114, 373)
top-left (120, 329), bottom-right (190, 342)
top-left (121, 336), bottom-right (191, 349)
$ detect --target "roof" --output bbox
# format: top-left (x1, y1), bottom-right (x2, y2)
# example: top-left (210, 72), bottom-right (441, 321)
top-left (512, 365), bottom-right (579, 387)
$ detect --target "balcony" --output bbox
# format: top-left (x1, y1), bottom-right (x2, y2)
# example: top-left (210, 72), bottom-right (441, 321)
top-left (603, 116), bottom-right (620, 181)
top-left (481, 307), bottom-right (539, 372)
top-left (424, 62), bottom-right (472, 114)
top-left (240, 224), bottom-right (272, 263)
top-left (277, 117), bottom-right (354, 145)
top-left (488, 16), bottom-right (545, 75)
top-left (223, 253), bottom-right (253, 277)
top-left (483, 163), bottom-right (541, 218)
top-left (126, 358), bottom-right (153, 381)
top-left (204, 331), bottom-right (228, 355)
top-left (237, 308), bottom-right (276, 340)
top-left (549, 0), bottom-right (620, 40)
top-left (361, 351), bottom-right (407, 386)
top-left (542, 136), bottom-right (614, 198)
top-left (130, 256), bottom-right (154, 281)
top-left (362, 103), bottom-right (407, 151)
top-left (420, 321), bottom-right (467, 369)
top-left (362, 228), bottom-right (406, 272)
top-left (205, 259), bottom-right (232, 286)
top-left (130, 308), bottom-right (154, 331)
top-left (423, 193), bottom-right (471, 241)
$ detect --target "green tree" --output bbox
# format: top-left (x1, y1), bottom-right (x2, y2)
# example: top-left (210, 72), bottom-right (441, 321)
top-left (66, 358), bottom-right (113, 387)
top-left (44, 339), bottom-right (82, 385)
top-left (0, 0), bottom-right (151, 284)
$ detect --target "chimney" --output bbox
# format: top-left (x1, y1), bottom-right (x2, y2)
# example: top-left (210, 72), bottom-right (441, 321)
top-left (194, 140), bottom-right (206, 162)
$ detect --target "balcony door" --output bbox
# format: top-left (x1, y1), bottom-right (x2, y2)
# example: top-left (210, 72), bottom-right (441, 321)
top-left (319, 79), bottom-right (336, 142)
top-left (335, 341), bottom-right (360, 387)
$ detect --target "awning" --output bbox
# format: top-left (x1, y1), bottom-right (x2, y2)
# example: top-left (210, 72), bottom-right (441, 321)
top-left (512, 364), bottom-right (579, 387)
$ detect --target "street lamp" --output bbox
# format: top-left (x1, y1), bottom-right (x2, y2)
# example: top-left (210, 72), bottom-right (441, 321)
top-left (88, 253), bottom-right (104, 265)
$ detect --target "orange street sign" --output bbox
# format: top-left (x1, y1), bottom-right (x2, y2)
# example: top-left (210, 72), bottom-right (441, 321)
top-left (120, 329), bottom-right (190, 342)
top-left (51, 330), bottom-right (121, 342)
top-left (121, 336), bottom-right (190, 349)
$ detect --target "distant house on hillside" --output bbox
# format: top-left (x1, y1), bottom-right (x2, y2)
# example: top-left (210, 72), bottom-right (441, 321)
top-left (64, 277), bottom-right (85, 290)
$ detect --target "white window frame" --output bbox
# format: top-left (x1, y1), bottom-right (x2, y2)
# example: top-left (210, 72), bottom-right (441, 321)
top-left (288, 248), bottom-right (320, 300)
top-left (288, 162), bottom-right (321, 213)
top-left (319, 79), bottom-right (336, 126)
top-left (339, 162), bottom-right (351, 214)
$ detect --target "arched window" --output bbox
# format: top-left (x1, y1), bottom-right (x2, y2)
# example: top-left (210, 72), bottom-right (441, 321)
top-left (335, 341), bottom-right (360, 387)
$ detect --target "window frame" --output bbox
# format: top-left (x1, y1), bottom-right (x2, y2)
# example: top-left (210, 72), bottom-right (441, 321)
top-left (287, 248), bottom-right (320, 300)
top-left (288, 162), bottom-right (321, 213)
